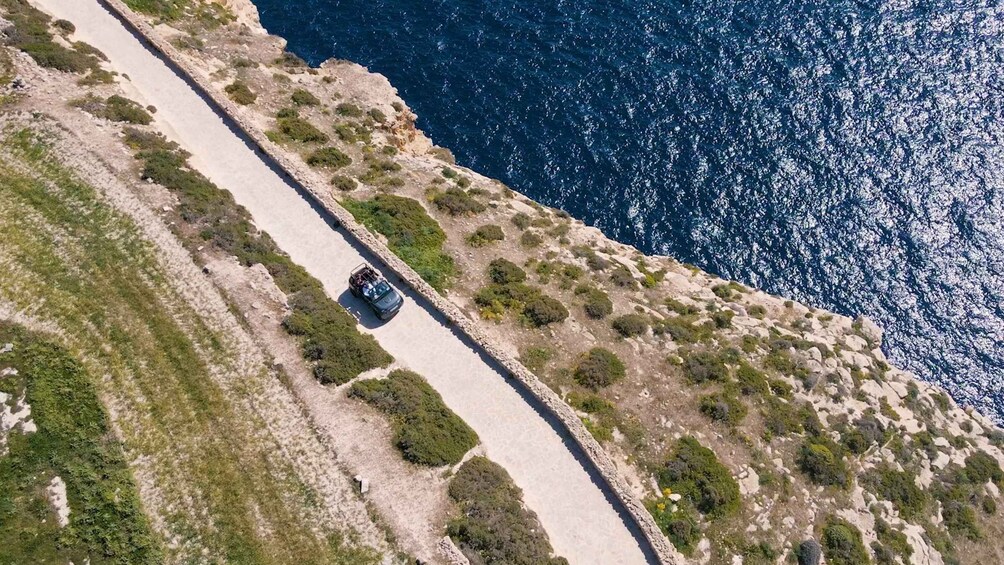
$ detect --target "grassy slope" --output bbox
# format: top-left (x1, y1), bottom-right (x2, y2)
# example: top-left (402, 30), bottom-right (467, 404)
top-left (0, 126), bottom-right (378, 564)
top-left (0, 323), bottom-right (160, 565)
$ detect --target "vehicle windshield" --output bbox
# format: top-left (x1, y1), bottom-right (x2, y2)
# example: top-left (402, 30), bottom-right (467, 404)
top-left (366, 281), bottom-right (392, 301)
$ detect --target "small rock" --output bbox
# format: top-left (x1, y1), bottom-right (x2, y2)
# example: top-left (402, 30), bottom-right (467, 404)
top-left (353, 474), bottom-right (369, 494)
top-left (0, 343), bottom-right (11, 354)
top-left (668, 493), bottom-right (682, 502)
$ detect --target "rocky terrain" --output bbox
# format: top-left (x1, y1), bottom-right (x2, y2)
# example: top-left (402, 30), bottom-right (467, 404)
top-left (5, 0), bottom-right (1004, 563)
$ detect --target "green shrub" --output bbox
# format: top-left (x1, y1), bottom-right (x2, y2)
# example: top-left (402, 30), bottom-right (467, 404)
top-left (712, 284), bottom-right (735, 299)
top-left (665, 298), bottom-right (700, 315)
top-left (52, 18), bottom-right (74, 33)
top-left (683, 350), bottom-right (729, 383)
top-left (343, 195), bottom-right (456, 291)
top-left (653, 317), bottom-right (712, 344)
top-left (306, 146), bottom-right (351, 169)
top-left (432, 188), bottom-right (485, 216)
top-left (277, 117), bottom-right (329, 142)
top-left (276, 106), bottom-right (300, 119)
top-left (225, 80), bottom-right (256, 105)
top-left (467, 224), bottom-right (505, 247)
top-left (842, 416), bottom-right (885, 454)
top-left (290, 88), bottom-right (320, 106)
top-left (331, 174), bottom-right (357, 192)
top-left (711, 309), bottom-right (734, 328)
top-left (581, 287), bottom-right (613, 319)
top-left (448, 457), bottom-right (567, 565)
top-left (488, 258), bottom-right (526, 285)
top-left (350, 370), bottom-right (478, 466)
top-left (657, 436), bottom-right (740, 518)
top-left (699, 392), bottom-right (747, 426)
top-left (612, 313), bottom-right (648, 337)
top-left (964, 451), bottom-right (1004, 484)
top-left (520, 347), bottom-right (553, 373)
top-left (797, 540), bottom-right (822, 565)
top-left (821, 517), bottom-right (870, 565)
top-left (874, 517), bottom-right (913, 563)
top-left (367, 108), bottom-right (386, 123)
top-left (647, 499), bottom-right (701, 555)
top-left (335, 102), bottom-right (363, 117)
top-left (2, 0), bottom-right (99, 73)
top-left (273, 51), bottom-right (307, 67)
top-left (103, 95), bottom-right (152, 124)
top-left (748, 304), bottom-right (767, 318)
top-left (523, 295), bottom-right (568, 327)
top-left (609, 264), bottom-right (637, 288)
top-left (520, 230), bottom-right (544, 248)
top-left (866, 467), bottom-right (927, 520)
top-left (511, 211), bottom-right (532, 230)
top-left (736, 363), bottom-right (770, 395)
top-left (797, 439), bottom-right (849, 487)
top-left (574, 348), bottom-right (626, 390)
top-left (761, 398), bottom-right (804, 438)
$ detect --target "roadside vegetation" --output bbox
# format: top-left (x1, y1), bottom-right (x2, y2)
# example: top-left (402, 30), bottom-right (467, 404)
top-left (342, 195), bottom-right (456, 291)
top-left (447, 457), bottom-right (568, 565)
top-left (122, 127), bottom-right (391, 384)
top-left (349, 370), bottom-right (478, 466)
top-left (0, 0), bottom-right (110, 84)
top-left (0, 323), bottom-right (161, 565)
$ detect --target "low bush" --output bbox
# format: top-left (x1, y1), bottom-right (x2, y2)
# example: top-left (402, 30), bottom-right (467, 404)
top-left (335, 102), bottom-right (364, 117)
top-left (762, 398), bottom-right (804, 438)
top-left (647, 499), bottom-right (701, 555)
top-left (612, 313), bottom-right (648, 337)
top-left (797, 539), bottom-right (822, 565)
top-left (653, 316), bottom-right (713, 343)
top-left (367, 108), bottom-right (386, 122)
top-left (467, 224), bottom-right (504, 247)
top-left (580, 287), bottom-right (613, 319)
top-left (3, 0), bottom-right (100, 73)
top-left (519, 230), bottom-right (543, 248)
top-left (277, 117), bottom-right (329, 142)
top-left (520, 346), bottom-right (553, 373)
top-left (699, 392), bottom-right (747, 426)
top-left (488, 258), bottom-right (526, 285)
top-left (842, 416), bottom-right (885, 454)
top-left (273, 51), bottom-right (307, 67)
top-left (963, 451), bottom-right (1004, 485)
top-left (865, 467), bottom-right (927, 520)
top-left (306, 146), bottom-right (351, 169)
top-left (797, 438), bottom-right (849, 487)
top-left (343, 195), bottom-right (456, 291)
top-left (711, 309), bottom-right (734, 328)
top-left (73, 95), bottom-right (152, 124)
top-left (523, 295), bottom-right (568, 327)
top-left (736, 363), bottom-right (770, 395)
top-left (747, 304), bottom-right (767, 318)
top-left (657, 436), bottom-right (740, 518)
top-left (225, 80), bottom-right (256, 105)
top-left (574, 348), bottom-right (626, 390)
top-left (609, 264), bottom-right (637, 288)
top-left (874, 517), bottom-right (913, 563)
top-left (448, 457), bottom-right (568, 565)
top-left (291, 88), bottom-right (320, 106)
top-left (432, 188), bottom-right (485, 216)
top-left (330, 174), bottom-right (357, 192)
top-left (665, 298), bottom-right (700, 315)
top-left (350, 370), bottom-right (478, 466)
top-left (511, 211), bottom-right (532, 230)
top-left (821, 517), bottom-right (870, 565)
top-left (683, 350), bottom-right (730, 383)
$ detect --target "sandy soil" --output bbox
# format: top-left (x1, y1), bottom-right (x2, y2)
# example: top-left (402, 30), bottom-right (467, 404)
top-left (32, 1), bottom-right (652, 563)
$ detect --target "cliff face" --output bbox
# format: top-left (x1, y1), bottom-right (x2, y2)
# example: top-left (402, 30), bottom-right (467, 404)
top-left (79, 0), bottom-right (1004, 563)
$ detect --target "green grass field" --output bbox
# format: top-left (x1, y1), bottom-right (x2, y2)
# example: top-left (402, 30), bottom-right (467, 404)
top-left (0, 125), bottom-right (380, 564)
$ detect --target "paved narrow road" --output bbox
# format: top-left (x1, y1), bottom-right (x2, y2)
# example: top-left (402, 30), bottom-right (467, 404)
top-left (34, 1), bottom-right (653, 563)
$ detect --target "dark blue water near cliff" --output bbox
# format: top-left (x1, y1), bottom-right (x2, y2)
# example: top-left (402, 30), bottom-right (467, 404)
top-left (254, 0), bottom-right (1004, 421)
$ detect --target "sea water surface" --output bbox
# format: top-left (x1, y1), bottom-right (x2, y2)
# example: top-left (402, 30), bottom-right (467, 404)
top-left (254, 0), bottom-right (1004, 421)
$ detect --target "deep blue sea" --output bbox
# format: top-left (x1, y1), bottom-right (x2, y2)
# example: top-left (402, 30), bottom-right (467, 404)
top-left (254, 0), bottom-right (1004, 422)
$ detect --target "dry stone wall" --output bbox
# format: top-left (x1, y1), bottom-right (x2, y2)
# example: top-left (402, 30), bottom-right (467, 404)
top-left (97, 0), bottom-right (681, 562)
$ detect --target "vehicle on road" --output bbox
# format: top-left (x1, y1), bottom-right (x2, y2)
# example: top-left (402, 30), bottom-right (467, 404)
top-left (349, 264), bottom-right (403, 320)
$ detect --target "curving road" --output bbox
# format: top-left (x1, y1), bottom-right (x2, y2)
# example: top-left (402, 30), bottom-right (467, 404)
top-left (32, 1), bottom-right (653, 563)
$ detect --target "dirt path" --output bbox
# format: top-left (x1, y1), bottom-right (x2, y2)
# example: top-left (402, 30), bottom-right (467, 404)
top-left (32, 1), bottom-right (653, 563)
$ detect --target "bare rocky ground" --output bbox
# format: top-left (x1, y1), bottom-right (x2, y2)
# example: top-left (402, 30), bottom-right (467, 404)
top-left (9, 0), bottom-right (1004, 563)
